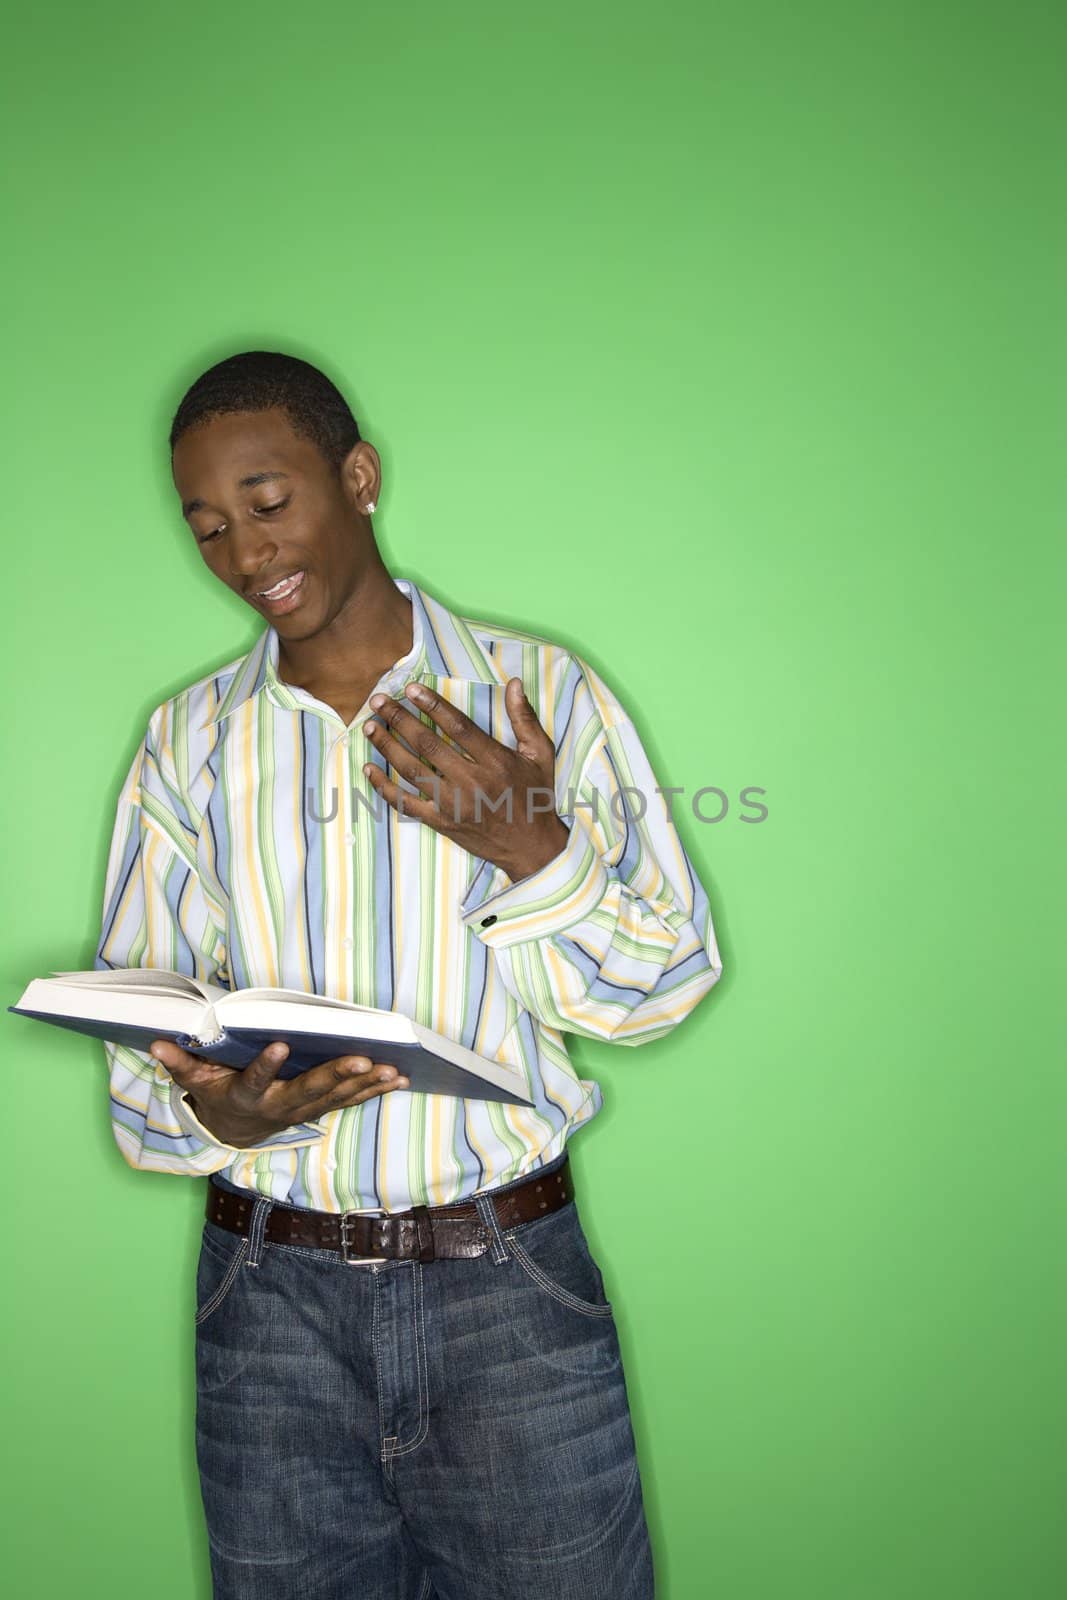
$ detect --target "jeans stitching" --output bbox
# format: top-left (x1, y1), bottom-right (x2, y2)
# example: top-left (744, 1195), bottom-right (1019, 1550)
top-left (503, 1231), bottom-right (615, 1317)
top-left (372, 1273), bottom-right (392, 1468)
top-left (391, 1261), bottom-right (431, 1457)
top-left (246, 1196), bottom-right (273, 1268)
top-left (499, 1456), bottom-right (642, 1562)
top-left (195, 1235), bottom-right (250, 1326)
top-left (252, 1239), bottom-right (354, 1264)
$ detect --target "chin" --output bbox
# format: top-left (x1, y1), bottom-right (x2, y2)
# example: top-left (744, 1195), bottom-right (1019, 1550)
top-left (259, 583), bottom-right (325, 635)
top-left (272, 611), bottom-right (321, 637)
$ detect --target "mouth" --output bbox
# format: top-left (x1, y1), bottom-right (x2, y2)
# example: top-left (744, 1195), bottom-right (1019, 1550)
top-left (249, 569), bottom-right (307, 612)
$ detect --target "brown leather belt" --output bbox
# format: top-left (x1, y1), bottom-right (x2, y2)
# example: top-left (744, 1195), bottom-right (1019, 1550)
top-left (206, 1156), bottom-right (575, 1263)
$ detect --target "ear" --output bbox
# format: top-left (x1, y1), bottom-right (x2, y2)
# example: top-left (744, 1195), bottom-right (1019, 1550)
top-left (339, 439), bottom-right (382, 516)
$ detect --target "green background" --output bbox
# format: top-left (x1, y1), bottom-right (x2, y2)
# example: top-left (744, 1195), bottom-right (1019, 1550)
top-left (2, 3), bottom-right (1063, 1595)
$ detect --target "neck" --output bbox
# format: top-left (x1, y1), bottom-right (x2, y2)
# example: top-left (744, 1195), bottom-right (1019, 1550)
top-left (275, 561), bottom-right (414, 694)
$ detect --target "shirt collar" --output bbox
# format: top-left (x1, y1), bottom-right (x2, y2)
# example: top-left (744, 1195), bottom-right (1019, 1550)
top-left (201, 576), bottom-right (504, 729)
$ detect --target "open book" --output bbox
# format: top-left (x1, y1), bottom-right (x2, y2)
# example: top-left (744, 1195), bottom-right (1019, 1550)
top-left (9, 967), bottom-right (534, 1108)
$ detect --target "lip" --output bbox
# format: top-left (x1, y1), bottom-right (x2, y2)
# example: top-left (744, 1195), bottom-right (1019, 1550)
top-left (249, 569), bottom-right (307, 614)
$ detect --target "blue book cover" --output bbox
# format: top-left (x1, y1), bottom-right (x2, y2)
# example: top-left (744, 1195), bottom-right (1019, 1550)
top-left (8, 969), bottom-right (534, 1108)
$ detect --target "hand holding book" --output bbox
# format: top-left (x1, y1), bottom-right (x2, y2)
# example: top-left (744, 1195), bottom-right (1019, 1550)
top-left (8, 968), bottom-right (534, 1108)
top-left (148, 1038), bottom-right (409, 1148)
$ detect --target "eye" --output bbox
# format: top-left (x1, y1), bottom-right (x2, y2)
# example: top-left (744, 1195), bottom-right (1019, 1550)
top-left (195, 497), bottom-right (289, 546)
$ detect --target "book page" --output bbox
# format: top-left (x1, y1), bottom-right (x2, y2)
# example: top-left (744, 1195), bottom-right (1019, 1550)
top-left (49, 968), bottom-right (229, 1004)
top-left (216, 987), bottom-right (388, 1014)
top-left (16, 982), bottom-right (204, 1035)
top-left (221, 996), bottom-right (416, 1043)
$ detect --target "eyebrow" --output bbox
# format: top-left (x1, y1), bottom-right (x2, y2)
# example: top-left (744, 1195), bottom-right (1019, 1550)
top-left (182, 471), bottom-right (292, 519)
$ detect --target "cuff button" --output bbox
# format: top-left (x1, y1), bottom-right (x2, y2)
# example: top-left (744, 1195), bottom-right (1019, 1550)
top-left (480, 914), bottom-right (498, 928)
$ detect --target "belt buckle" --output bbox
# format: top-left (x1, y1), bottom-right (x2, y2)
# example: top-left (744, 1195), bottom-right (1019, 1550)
top-left (338, 1210), bottom-right (379, 1265)
top-left (338, 1207), bottom-right (436, 1264)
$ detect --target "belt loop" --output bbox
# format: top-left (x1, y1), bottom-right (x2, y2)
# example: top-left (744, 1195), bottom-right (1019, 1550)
top-left (473, 1191), bottom-right (510, 1265)
top-left (247, 1196), bottom-right (274, 1268)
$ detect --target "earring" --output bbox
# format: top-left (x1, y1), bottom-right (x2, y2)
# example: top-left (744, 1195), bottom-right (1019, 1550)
top-left (365, 499), bottom-right (377, 514)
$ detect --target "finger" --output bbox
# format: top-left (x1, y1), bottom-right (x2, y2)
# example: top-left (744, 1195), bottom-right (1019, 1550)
top-left (363, 717), bottom-right (453, 799)
top-left (307, 1062), bottom-right (406, 1113)
top-left (270, 1055), bottom-right (397, 1120)
top-left (401, 683), bottom-right (497, 763)
top-left (404, 682), bottom-right (495, 761)
top-left (367, 690), bottom-right (486, 771)
top-left (297, 1065), bottom-right (411, 1120)
top-left (233, 1042), bottom-right (289, 1102)
top-left (362, 703), bottom-right (467, 797)
top-left (352, 1073), bottom-right (410, 1102)
top-left (363, 761), bottom-right (446, 829)
top-left (276, 1053), bottom-right (378, 1110)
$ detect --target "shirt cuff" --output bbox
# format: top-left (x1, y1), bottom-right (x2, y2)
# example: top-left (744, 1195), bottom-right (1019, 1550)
top-left (172, 1087), bottom-right (327, 1152)
top-left (459, 811), bottom-right (610, 950)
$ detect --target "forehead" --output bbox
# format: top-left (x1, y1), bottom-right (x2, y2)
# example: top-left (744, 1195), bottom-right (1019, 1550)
top-left (171, 406), bottom-right (321, 500)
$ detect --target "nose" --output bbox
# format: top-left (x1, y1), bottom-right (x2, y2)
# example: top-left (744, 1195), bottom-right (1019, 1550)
top-left (225, 518), bottom-right (278, 581)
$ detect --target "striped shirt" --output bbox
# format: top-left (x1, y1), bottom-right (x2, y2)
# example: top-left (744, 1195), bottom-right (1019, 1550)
top-left (95, 575), bottom-right (723, 1212)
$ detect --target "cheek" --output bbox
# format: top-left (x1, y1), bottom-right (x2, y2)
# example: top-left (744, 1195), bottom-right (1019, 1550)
top-left (200, 549), bottom-right (241, 589)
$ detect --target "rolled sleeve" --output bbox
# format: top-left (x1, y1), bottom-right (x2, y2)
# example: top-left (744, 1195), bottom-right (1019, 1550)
top-left (454, 653), bottom-right (722, 1044)
top-left (460, 812), bottom-right (610, 949)
top-left (172, 1086), bottom-right (329, 1152)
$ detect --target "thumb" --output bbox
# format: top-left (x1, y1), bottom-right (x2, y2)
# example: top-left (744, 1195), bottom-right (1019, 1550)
top-left (149, 1038), bottom-right (233, 1091)
top-left (505, 678), bottom-right (549, 748)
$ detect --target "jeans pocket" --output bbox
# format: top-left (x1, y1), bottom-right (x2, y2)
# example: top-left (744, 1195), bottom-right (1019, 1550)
top-left (504, 1200), bottom-right (615, 1317)
top-left (195, 1221), bottom-right (250, 1327)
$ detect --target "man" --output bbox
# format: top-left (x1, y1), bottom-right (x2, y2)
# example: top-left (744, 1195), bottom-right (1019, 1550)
top-left (95, 350), bottom-right (723, 1600)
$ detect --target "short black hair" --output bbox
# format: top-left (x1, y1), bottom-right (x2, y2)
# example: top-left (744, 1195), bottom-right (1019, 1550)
top-left (169, 350), bottom-right (362, 473)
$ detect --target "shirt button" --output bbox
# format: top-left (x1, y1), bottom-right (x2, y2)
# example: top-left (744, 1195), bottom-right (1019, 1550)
top-left (344, 832), bottom-right (355, 845)
top-left (342, 937), bottom-right (354, 951)
top-left (480, 915), bottom-right (498, 929)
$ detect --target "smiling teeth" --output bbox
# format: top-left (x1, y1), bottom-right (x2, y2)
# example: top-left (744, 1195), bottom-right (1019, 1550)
top-left (258, 571), bottom-right (303, 599)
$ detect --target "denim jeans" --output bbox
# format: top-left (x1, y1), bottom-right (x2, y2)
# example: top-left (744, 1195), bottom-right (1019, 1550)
top-left (193, 1153), bottom-right (656, 1599)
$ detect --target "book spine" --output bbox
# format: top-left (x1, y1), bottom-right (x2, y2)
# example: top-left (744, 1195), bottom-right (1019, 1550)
top-left (174, 1030), bottom-right (262, 1068)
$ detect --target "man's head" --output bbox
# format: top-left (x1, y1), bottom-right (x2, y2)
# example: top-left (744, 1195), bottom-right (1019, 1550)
top-left (170, 351), bottom-right (382, 638)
